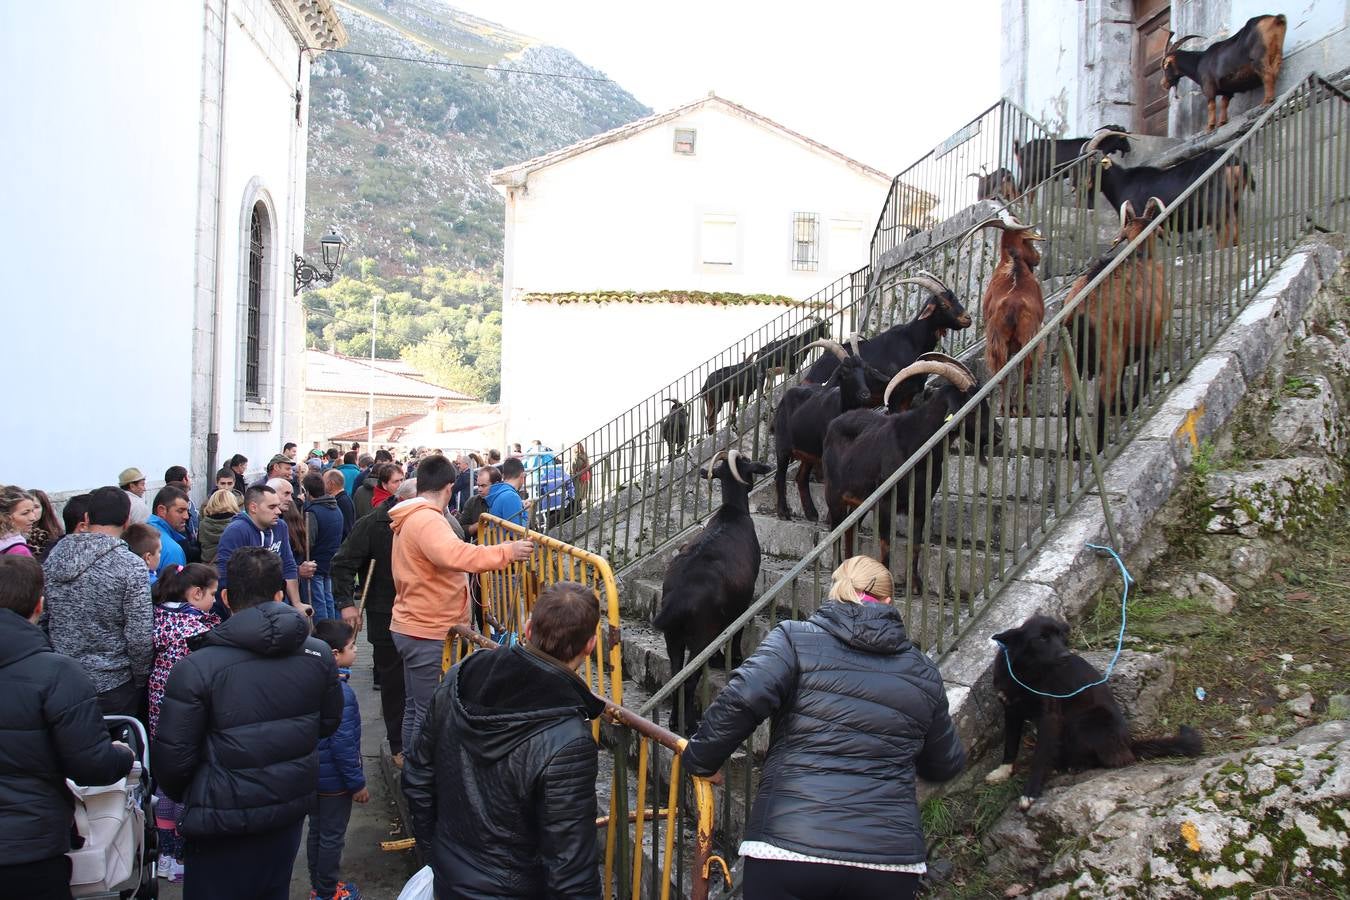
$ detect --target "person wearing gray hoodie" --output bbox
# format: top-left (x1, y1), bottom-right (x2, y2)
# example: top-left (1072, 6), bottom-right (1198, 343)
top-left (40, 486), bottom-right (153, 718)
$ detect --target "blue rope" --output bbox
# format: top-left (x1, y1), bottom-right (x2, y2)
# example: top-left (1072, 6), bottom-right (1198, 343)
top-left (994, 542), bottom-right (1134, 699)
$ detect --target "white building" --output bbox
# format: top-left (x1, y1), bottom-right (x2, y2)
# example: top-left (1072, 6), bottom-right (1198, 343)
top-left (0, 1), bottom-right (344, 500)
top-left (304, 349), bottom-right (476, 446)
top-left (490, 93), bottom-right (891, 445)
top-left (1001, 0), bottom-right (1348, 139)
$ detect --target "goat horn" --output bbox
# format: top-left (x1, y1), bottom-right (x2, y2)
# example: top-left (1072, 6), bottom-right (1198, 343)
top-left (704, 449), bottom-right (727, 480)
top-left (894, 271), bottom-right (951, 297)
top-left (726, 449), bottom-right (749, 485)
top-left (663, 397), bottom-right (680, 406)
top-left (1145, 196), bottom-right (1168, 218)
top-left (1084, 129), bottom-right (1130, 154)
top-left (917, 351), bottom-right (977, 382)
top-left (848, 332), bottom-right (862, 356)
top-left (799, 338), bottom-right (849, 362)
top-left (1167, 33), bottom-right (1202, 51)
top-left (883, 359), bottom-right (975, 407)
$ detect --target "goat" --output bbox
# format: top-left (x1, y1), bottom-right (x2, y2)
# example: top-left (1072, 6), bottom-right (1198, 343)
top-left (699, 353), bottom-right (760, 435)
top-left (751, 318), bottom-right (831, 392)
top-left (802, 272), bottom-right (973, 411)
top-left (772, 336), bottom-right (884, 521)
top-left (1082, 131), bottom-right (1254, 248)
top-left (1163, 16), bottom-right (1287, 132)
top-left (1014, 126), bottom-right (1131, 204)
top-left (823, 354), bottom-right (1001, 593)
top-left (1061, 197), bottom-right (1173, 458)
top-left (969, 165), bottom-right (1017, 202)
top-left (961, 209), bottom-right (1045, 415)
top-left (652, 449), bottom-right (772, 728)
top-left (659, 398), bottom-right (690, 462)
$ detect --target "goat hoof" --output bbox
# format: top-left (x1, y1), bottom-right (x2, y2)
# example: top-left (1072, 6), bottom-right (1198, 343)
top-left (985, 763), bottom-right (1014, 784)
top-left (1018, 795), bottom-right (1035, 812)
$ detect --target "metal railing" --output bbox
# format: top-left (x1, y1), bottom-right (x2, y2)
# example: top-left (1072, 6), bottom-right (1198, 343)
top-left (442, 525), bottom-right (723, 900)
top-left (870, 99), bottom-right (1054, 268)
top-left (640, 74), bottom-right (1349, 879)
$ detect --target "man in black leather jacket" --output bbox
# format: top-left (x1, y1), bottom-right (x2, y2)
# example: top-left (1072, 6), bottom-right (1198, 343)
top-left (403, 581), bottom-right (605, 899)
top-left (153, 547), bottom-right (343, 900)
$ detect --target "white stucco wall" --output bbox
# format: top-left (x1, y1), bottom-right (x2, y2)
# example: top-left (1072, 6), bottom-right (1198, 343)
top-left (497, 99), bottom-right (887, 447)
top-left (501, 299), bottom-right (800, 447)
top-left (0, 3), bottom-right (202, 494)
top-left (1004, 0), bottom-right (1349, 139)
top-left (0, 0), bottom-right (320, 500)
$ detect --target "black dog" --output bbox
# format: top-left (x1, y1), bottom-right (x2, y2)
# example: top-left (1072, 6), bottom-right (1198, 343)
top-left (986, 615), bottom-right (1203, 808)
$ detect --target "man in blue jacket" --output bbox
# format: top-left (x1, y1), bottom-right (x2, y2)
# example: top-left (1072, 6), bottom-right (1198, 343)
top-left (213, 484), bottom-right (312, 617)
top-left (486, 457), bottom-right (530, 527)
top-left (147, 485), bottom-right (192, 575)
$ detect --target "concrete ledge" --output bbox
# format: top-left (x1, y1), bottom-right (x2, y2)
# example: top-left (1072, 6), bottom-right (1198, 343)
top-left (936, 233), bottom-right (1347, 765)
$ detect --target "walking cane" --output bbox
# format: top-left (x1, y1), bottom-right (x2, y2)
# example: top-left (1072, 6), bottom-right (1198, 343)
top-left (354, 559), bottom-right (375, 636)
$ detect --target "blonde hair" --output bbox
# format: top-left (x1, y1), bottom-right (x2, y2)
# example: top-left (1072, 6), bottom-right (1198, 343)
top-left (0, 485), bottom-right (36, 536)
top-left (827, 556), bottom-right (894, 604)
top-left (202, 488), bottom-right (241, 517)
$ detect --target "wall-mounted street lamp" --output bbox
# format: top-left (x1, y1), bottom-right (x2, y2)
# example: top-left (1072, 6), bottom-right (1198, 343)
top-left (294, 229), bottom-right (346, 292)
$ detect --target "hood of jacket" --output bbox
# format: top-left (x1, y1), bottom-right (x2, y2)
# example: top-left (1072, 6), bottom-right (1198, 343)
top-left (190, 602), bottom-right (311, 658)
top-left (0, 608), bottom-right (50, 670)
top-left (41, 533), bottom-right (128, 585)
top-left (226, 509), bottom-right (282, 544)
top-left (305, 495), bottom-right (339, 512)
top-left (811, 600), bottom-right (912, 654)
top-left (388, 496), bottom-right (443, 535)
top-left (485, 483), bottom-right (519, 506)
top-left (336, 464), bottom-right (361, 478)
top-left (451, 643), bottom-right (605, 763)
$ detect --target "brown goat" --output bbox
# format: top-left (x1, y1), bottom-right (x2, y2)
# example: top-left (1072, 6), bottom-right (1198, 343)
top-left (962, 210), bottom-right (1046, 415)
top-left (1061, 198), bottom-right (1173, 457)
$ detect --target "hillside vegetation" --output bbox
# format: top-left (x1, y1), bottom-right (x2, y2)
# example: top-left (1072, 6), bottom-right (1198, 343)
top-left (303, 0), bottom-right (650, 400)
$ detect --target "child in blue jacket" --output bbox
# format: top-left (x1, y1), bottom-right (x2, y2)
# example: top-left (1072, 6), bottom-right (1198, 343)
top-left (308, 620), bottom-right (368, 900)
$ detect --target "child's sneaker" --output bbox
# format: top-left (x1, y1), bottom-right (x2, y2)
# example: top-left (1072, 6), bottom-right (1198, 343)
top-left (334, 881), bottom-right (362, 900)
top-left (156, 856), bottom-right (173, 880)
top-left (167, 859), bottom-right (185, 883)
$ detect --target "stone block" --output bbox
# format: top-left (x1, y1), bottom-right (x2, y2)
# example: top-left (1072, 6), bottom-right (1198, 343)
top-left (1269, 374), bottom-right (1344, 455)
top-left (1204, 456), bottom-right (1342, 535)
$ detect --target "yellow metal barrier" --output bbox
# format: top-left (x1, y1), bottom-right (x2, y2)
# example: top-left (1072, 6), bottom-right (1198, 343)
top-left (448, 514), bottom-right (624, 710)
top-left (441, 516), bottom-right (721, 900)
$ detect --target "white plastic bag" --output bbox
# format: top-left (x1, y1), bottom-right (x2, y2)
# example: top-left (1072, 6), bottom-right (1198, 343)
top-left (397, 865), bottom-right (435, 900)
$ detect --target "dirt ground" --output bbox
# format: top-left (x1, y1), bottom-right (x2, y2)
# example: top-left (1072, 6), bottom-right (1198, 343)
top-left (158, 641), bottom-right (417, 900)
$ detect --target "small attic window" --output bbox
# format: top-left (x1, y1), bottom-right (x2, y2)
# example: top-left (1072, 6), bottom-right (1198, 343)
top-left (673, 128), bottom-right (696, 155)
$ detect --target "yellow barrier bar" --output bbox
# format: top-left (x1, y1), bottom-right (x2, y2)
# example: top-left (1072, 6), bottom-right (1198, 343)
top-left (630, 738), bottom-right (650, 900)
top-left (660, 752), bottom-right (682, 900)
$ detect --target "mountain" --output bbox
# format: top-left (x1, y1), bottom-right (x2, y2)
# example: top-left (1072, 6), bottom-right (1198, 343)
top-left (305, 0), bottom-right (651, 277)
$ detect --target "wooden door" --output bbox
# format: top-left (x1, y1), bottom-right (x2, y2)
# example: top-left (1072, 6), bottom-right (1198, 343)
top-left (1134, 0), bottom-right (1171, 135)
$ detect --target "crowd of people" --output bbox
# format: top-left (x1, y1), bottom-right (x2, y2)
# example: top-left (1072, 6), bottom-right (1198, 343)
top-left (0, 438), bottom-right (965, 900)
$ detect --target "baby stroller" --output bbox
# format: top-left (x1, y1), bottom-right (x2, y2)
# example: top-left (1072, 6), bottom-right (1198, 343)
top-left (68, 715), bottom-right (159, 899)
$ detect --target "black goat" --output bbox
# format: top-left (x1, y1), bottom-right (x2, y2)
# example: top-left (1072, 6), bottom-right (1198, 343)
top-left (699, 354), bottom-right (760, 435)
top-left (1015, 126), bottom-right (1131, 204)
top-left (968, 165), bottom-right (1017, 202)
top-left (659, 398), bottom-right (689, 462)
top-left (803, 272), bottom-right (972, 411)
top-left (1163, 16), bottom-right (1287, 132)
top-left (751, 318), bottom-right (831, 392)
top-left (1083, 131), bottom-right (1254, 247)
top-left (773, 336), bottom-right (883, 521)
top-left (652, 449), bottom-right (771, 728)
top-left (823, 354), bottom-right (1001, 593)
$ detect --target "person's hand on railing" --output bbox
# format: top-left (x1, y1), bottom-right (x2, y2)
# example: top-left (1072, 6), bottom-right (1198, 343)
top-left (507, 540), bottom-right (534, 562)
top-left (298, 559), bottom-right (317, 579)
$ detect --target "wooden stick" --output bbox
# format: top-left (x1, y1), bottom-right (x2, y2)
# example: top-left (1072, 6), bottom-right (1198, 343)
top-left (354, 559), bottom-right (375, 635)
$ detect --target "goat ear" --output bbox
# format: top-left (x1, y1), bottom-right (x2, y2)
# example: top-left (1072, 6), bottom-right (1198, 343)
top-left (917, 299), bottom-right (936, 320)
top-left (750, 462), bottom-right (774, 476)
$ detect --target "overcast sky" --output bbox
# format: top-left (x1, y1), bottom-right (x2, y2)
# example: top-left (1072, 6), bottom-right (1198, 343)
top-left (445, 0), bottom-right (1004, 175)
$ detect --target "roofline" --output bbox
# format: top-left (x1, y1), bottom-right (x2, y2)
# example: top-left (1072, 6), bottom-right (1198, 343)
top-left (304, 387), bottom-right (477, 401)
top-left (490, 93), bottom-right (891, 187)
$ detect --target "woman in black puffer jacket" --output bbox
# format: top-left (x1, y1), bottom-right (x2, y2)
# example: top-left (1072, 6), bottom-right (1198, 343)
top-left (681, 556), bottom-right (966, 900)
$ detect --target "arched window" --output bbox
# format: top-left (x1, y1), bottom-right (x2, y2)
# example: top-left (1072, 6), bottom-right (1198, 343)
top-left (245, 205), bottom-right (264, 401)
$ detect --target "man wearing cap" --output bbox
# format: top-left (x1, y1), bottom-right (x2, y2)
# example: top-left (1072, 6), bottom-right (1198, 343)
top-left (119, 467), bottom-right (151, 525)
top-left (253, 454), bottom-right (297, 494)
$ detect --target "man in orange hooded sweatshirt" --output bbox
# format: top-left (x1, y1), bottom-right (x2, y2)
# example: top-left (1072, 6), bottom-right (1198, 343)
top-left (389, 454), bottom-right (533, 753)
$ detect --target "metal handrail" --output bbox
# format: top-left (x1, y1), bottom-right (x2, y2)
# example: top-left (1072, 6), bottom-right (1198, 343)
top-left (642, 74), bottom-right (1348, 727)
